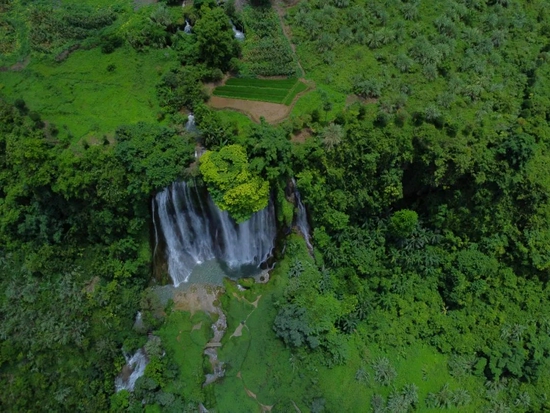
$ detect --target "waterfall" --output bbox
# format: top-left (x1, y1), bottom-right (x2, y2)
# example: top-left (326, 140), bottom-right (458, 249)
top-left (152, 200), bottom-right (159, 260)
top-left (115, 349), bottom-right (148, 392)
top-left (185, 113), bottom-right (196, 132)
top-left (194, 145), bottom-right (206, 159)
top-left (231, 21), bottom-right (245, 40)
top-left (293, 179), bottom-right (312, 250)
top-left (184, 19), bottom-right (192, 34)
top-left (154, 182), bottom-right (276, 286)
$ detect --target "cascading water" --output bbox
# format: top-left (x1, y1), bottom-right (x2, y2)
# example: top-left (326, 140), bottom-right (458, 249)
top-left (194, 145), bottom-right (206, 159)
top-left (185, 113), bottom-right (196, 132)
top-left (153, 182), bottom-right (276, 286)
top-left (231, 21), bottom-right (245, 40)
top-left (292, 179), bottom-right (313, 250)
top-left (115, 349), bottom-right (148, 392)
top-left (184, 20), bottom-right (192, 34)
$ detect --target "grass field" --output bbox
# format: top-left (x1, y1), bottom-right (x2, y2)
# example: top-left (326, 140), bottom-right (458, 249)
top-left (212, 78), bottom-right (308, 105)
top-left (0, 46), bottom-right (173, 140)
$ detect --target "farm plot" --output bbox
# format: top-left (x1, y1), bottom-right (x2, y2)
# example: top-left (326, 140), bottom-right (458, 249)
top-left (212, 78), bottom-right (307, 105)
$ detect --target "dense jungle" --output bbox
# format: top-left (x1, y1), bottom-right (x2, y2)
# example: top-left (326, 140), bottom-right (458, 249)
top-left (1, 0), bottom-right (549, 412)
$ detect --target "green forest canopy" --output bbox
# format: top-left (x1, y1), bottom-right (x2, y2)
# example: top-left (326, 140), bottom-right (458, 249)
top-left (1, 0), bottom-right (550, 411)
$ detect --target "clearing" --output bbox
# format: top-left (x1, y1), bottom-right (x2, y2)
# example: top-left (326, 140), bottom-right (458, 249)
top-left (209, 77), bottom-right (313, 123)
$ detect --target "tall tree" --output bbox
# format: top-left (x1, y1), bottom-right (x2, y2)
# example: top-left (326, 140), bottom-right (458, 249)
top-left (193, 7), bottom-right (239, 71)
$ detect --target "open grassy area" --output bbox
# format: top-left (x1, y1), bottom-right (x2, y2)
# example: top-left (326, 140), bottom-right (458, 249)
top-left (212, 78), bottom-right (307, 105)
top-left (0, 46), bottom-right (173, 140)
top-left (157, 310), bottom-right (213, 404)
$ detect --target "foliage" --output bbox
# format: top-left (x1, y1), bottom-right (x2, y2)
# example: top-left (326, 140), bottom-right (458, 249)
top-left (372, 357), bottom-right (397, 386)
top-left (114, 123), bottom-right (194, 195)
top-left (389, 209), bottom-right (419, 238)
top-left (321, 123), bottom-right (345, 151)
top-left (199, 144), bottom-right (270, 223)
top-left (157, 66), bottom-right (208, 113)
top-left (0, 97), bottom-right (194, 411)
top-left (2, 0), bottom-right (550, 410)
top-left (193, 7), bottom-right (240, 71)
top-left (28, 4), bottom-right (116, 55)
top-left (273, 304), bottom-right (320, 349)
top-left (239, 5), bottom-right (299, 77)
top-left (0, 46), bottom-right (174, 140)
top-left (245, 119), bottom-right (293, 181)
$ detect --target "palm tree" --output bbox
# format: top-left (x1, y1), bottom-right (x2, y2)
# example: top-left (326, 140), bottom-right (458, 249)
top-left (321, 123), bottom-right (345, 151)
top-left (401, 383), bottom-right (419, 405)
top-left (452, 389), bottom-right (471, 407)
top-left (372, 357), bottom-right (397, 385)
top-left (402, 3), bottom-right (418, 21)
top-left (371, 394), bottom-right (385, 413)
top-left (395, 53), bottom-right (413, 73)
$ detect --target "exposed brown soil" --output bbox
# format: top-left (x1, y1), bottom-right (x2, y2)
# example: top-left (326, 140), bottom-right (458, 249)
top-left (55, 44), bottom-right (80, 63)
top-left (206, 0), bottom-right (314, 124)
top-left (230, 323), bottom-right (245, 338)
top-left (173, 284), bottom-right (222, 315)
top-left (208, 77), bottom-right (314, 124)
top-left (209, 96), bottom-right (291, 123)
top-left (204, 73), bottom-right (230, 95)
top-left (84, 276), bottom-right (100, 294)
top-left (291, 128), bottom-right (312, 143)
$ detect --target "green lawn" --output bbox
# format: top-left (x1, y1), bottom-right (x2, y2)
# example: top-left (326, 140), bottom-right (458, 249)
top-left (212, 78), bottom-right (308, 105)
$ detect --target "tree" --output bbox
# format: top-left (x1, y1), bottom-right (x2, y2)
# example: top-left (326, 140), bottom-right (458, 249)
top-left (246, 119), bottom-right (293, 180)
top-left (199, 144), bottom-right (270, 222)
top-left (193, 7), bottom-right (239, 70)
top-left (321, 123), bottom-right (345, 150)
top-left (389, 209), bottom-right (418, 238)
top-left (273, 304), bottom-right (319, 348)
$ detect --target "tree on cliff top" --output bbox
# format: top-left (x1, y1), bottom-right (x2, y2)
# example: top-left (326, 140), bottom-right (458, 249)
top-left (200, 144), bottom-right (270, 223)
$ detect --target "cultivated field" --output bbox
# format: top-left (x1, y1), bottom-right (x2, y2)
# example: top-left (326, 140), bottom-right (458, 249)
top-left (212, 77), bottom-right (308, 105)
